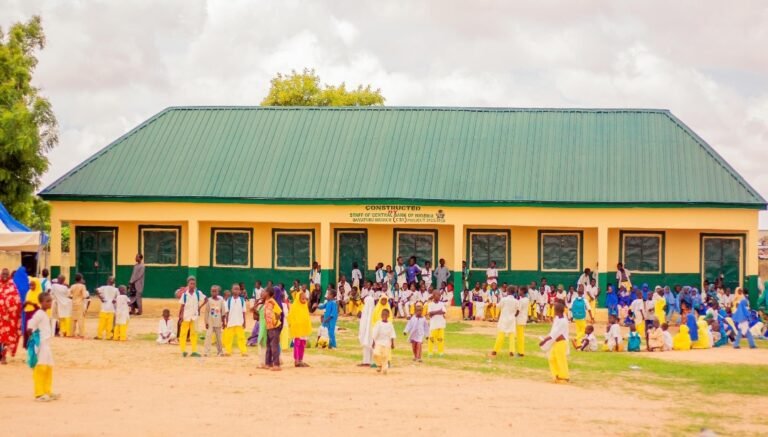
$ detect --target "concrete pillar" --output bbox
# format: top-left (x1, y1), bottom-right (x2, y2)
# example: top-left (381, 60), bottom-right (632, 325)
top-left (452, 224), bottom-right (464, 305)
top-left (319, 221), bottom-right (331, 293)
top-left (597, 226), bottom-right (609, 307)
top-left (187, 219), bottom-right (199, 279)
top-left (49, 216), bottom-right (62, 278)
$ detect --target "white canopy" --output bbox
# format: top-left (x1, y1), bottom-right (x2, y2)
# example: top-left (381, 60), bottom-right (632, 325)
top-left (0, 202), bottom-right (46, 252)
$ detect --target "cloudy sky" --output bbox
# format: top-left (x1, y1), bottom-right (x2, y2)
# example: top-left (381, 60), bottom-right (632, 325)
top-left (3, 0), bottom-right (768, 225)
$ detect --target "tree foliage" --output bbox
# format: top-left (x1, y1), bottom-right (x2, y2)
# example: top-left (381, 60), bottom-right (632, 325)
top-left (261, 68), bottom-right (384, 107)
top-left (0, 16), bottom-right (58, 229)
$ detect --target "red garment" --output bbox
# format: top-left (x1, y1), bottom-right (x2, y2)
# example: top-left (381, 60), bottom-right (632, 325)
top-left (0, 279), bottom-right (22, 357)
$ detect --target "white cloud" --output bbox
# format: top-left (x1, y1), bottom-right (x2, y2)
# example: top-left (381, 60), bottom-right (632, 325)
top-left (1, 0), bottom-right (767, 225)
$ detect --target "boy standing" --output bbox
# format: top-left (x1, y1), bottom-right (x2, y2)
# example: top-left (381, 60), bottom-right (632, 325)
top-left (50, 276), bottom-right (72, 337)
top-left (491, 286), bottom-right (518, 358)
top-left (26, 292), bottom-right (58, 401)
top-left (178, 277), bottom-right (206, 357)
top-left (95, 277), bottom-right (119, 340)
top-left (223, 284), bottom-right (248, 356)
top-left (569, 287), bottom-right (594, 344)
top-left (516, 286), bottom-right (530, 356)
top-left (372, 308), bottom-right (396, 374)
top-left (69, 274), bottom-right (90, 339)
top-left (317, 290), bottom-right (339, 349)
top-left (485, 261), bottom-right (498, 286)
top-left (204, 285), bottom-right (225, 356)
top-left (539, 302), bottom-right (570, 383)
top-left (427, 290), bottom-right (447, 357)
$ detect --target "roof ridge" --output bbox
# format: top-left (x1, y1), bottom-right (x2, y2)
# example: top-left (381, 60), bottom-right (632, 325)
top-left (662, 112), bottom-right (766, 204)
top-left (163, 105), bottom-right (672, 113)
top-left (40, 107), bottom-right (174, 195)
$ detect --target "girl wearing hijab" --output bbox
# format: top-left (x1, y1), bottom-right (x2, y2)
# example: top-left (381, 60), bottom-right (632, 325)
top-left (605, 284), bottom-right (619, 318)
top-left (288, 290), bottom-right (312, 367)
top-left (372, 295), bottom-right (393, 326)
top-left (357, 294), bottom-right (376, 367)
top-left (732, 288), bottom-right (757, 349)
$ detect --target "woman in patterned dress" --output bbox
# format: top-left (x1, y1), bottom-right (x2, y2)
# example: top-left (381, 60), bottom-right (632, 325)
top-left (0, 268), bottom-right (22, 364)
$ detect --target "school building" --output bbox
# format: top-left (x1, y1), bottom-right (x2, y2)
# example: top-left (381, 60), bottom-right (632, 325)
top-left (40, 107), bottom-right (766, 306)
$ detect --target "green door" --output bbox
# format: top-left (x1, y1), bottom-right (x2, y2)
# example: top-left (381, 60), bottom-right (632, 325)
top-left (702, 236), bottom-right (742, 290)
top-left (76, 228), bottom-right (116, 288)
top-left (336, 230), bottom-right (367, 282)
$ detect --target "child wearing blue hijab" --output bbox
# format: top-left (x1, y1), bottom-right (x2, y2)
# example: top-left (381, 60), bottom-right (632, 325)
top-left (605, 285), bottom-right (619, 317)
top-left (732, 289), bottom-right (756, 349)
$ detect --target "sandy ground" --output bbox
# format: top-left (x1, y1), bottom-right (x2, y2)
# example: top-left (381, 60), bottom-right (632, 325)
top-left (0, 299), bottom-right (765, 436)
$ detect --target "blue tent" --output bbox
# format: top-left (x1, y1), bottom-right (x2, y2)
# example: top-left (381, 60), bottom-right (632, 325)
top-left (0, 202), bottom-right (48, 251)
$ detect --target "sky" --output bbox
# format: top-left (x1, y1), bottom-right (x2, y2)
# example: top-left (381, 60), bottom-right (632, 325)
top-left (2, 0), bottom-right (768, 226)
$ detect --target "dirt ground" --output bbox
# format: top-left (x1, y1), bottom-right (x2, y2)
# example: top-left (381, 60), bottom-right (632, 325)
top-left (0, 299), bottom-right (765, 436)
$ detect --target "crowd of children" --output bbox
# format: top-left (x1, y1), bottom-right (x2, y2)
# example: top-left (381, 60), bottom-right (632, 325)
top-left (5, 258), bottom-right (768, 400)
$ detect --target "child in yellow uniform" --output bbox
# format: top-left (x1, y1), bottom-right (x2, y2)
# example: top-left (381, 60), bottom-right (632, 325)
top-left (26, 292), bottom-right (59, 401)
top-left (178, 276), bottom-right (207, 357)
top-left (204, 286), bottom-right (225, 356)
top-left (113, 286), bottom-right (130, 341)
top-left (569, 287), bottom-right (594, 344)
top-left (95, 277), bottom-right (119, 340)
top-left (653, 287), bottom-right (667, 326)
top-left (427, 290), bottom-right (447, 357)
top-left (491, 286), bottom-right (518, 358)
top-left (516, 286), bottom-right (530, 356)
top-left (539, 302), bottom-right (569, 383)
top-left (223, 284), bottom-right (248, 356)
top-left (50, 277), bottom-right (72, 337)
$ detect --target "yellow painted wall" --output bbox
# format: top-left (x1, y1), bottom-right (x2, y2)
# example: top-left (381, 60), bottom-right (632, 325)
top-left (50, 201), bottom-right (761, 275)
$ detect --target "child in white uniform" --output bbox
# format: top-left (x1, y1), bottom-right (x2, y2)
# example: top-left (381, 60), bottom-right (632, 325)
top-left (372, 308), bottom-right (396, 374)
top-left (113, 286), bottom-right (130, 341)
top-left (157, 309), bottom-right (177, 344)
top-left (605, 315), bottom-right (622, 351)
top-left (26, 292), bottom-right (58, 401)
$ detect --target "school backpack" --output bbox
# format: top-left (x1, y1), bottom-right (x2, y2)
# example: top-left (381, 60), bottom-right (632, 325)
top-left (27, 330), bottom-right (40, 368)
top-left (627, 332), bottom-right (641, 352)
top-left (571, 297), bottom-right (586, 320)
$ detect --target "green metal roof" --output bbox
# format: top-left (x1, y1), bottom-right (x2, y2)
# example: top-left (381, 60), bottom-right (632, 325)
top-left (40, 107), bottom-right (766, 208)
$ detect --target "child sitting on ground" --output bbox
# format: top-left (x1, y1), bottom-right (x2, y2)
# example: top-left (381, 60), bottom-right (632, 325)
top-left (572, 325), bottom-right (598, 352)
top-left (647, 320), bottom-right (664, 351)
top-left (156, 309), bottom-right (177, 344)
top-left (404, 303), bottom-right (428, 362)
top-left (662, 323), bottom-right (673, 351)
top-left (605, 315), bottom-right (622, 352)
top-left (627, 323), bottom-right (641, 352)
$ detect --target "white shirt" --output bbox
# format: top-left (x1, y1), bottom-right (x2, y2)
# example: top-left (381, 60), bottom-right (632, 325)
top-left (486, 268), bottom-right (498, 284)
top-left (158, 318), bottom-right (174, 337)
top-left (421, 268), bottom-right (433, 286)
top-left (179, 289), bottom-right (206, 321)
top-left (427, 300), bottom-right (446, 330)
top-left (50, 283), bottom-right (72, 318)
top-left (395, 264), bottom-right (407, 285)
top-left (630, 299), bottom-right (645, 322)
top-left (497, 296), bottom-right (518, 333)
top-left (351, 269), bottom-right (363, 282)
top-left (662, 330), bottom-right (673, 349)
top-left (547, 315), bottom-right (569, 341)
top-left (226, 296), bottom-right (246, 326)
top-left (371, 320), bottom-right (396, 346)
top-left (338, 282), bottom-right (352, 296)
top-left (516, 296), bottom-right (530, 325)
top-left (577, 274), bottom-right (591, 289)
top-left (115, 294), bottom-right (130, 324)
top-left (616, 269), bottom-right (631, 282)
top-left (585, 333), bottom-right (598, 352)
top-left (28, 309), bottom-right (53, 365)
top-left (585, 284), bottom-right (598, 300)
top-left (97, 285), bottom-right (119, 313)
top-left (607, 323), bottom-right (622, 344)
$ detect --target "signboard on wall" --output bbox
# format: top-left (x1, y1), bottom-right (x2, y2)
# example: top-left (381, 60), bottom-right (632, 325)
top-left (348, 205), bottom-right (447, 224)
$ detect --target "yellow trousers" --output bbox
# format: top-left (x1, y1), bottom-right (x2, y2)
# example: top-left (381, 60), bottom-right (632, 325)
top-left (96, 312), bottom-right (114, 339)
top-left (657, 311), bottom-right (666, 326)
top-left (574, 319), bottom-right (586, 343)
top-left (636, 320), bottom-right (645, 340)
top-left (485, 304), bottom-right (498, 320)
top-left (493, 331), bottom-right (516, 354)
top-left (428, 328), bottom-right (445, 354)
top-left (373, 344), bottom-right (392, 370)
top-left (516, 325), bottom-right (525, 355)
top-left (179, 320), bottom-right (198, 353)
top-left (33, 364), bottom-right (53, 398)
top-left (548, 340), bottom-right (569, 381)
top-left (223, 325), bottom-right (247, 355)
top-left (113, 323), bottom-right (128, 341)
top-left (58, 317), bottom-right (72, 337)
top-left (71, 305), bottom-right (86, 337)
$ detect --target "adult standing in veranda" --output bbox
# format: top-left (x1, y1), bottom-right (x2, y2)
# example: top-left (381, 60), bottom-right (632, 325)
top-left (129, 254), bottom-right (145, 315)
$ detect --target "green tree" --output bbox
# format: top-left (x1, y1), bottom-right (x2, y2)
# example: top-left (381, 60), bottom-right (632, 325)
top-left (0, 16), bottom-right (58, 227)
top-left (261, 68), bottom-right (384, 107)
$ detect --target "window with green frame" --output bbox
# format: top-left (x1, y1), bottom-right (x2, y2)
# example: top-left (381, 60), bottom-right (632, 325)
top-left (142, 228), bottom-right (178, 265)
top-left (397, 232), bottom-right (434, 266)
top-left (623, 234), bottom-right (661, 272)
top-left (275, 232), bottom-right (311, 268)
top-left (214, 230), bottom-right (250, 267)
top-left (470, 232), bottom-right (507, 269)
top-left (541, 233), bottom-right (579, 271)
